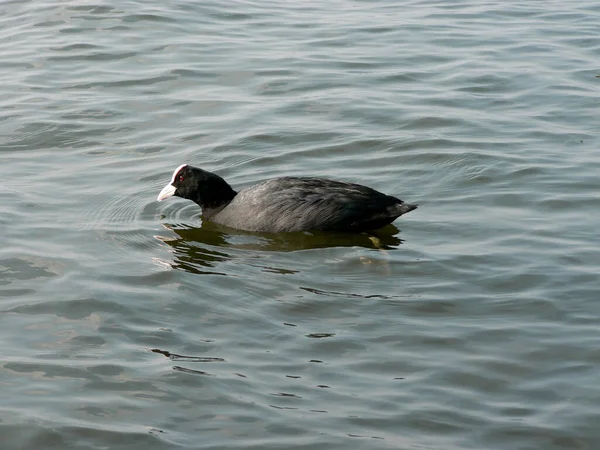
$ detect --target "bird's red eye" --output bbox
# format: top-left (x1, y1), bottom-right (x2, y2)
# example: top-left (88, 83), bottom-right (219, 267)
top-left (179, 175), bottom-right (184, 182)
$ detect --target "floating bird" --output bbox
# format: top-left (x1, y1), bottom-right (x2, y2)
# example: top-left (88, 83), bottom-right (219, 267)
top-left (157, 164), bottom-right (417, 233)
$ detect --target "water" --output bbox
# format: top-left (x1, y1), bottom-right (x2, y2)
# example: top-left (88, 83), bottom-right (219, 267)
top-left (1, 0), bottom-right (599, 448)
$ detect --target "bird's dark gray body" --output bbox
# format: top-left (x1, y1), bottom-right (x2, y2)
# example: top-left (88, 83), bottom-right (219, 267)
top-left (157, 166), bottom-right (417, 233)
top-left (209, 177), bottom-right (414, 233)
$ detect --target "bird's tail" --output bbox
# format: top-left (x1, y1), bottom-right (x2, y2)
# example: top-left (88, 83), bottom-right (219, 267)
top-left (393, 202), bottom-right (417, 216)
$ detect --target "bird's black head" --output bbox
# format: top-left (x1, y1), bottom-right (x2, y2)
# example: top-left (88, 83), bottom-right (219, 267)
top-left (157, 164), bottom-right (237, 212)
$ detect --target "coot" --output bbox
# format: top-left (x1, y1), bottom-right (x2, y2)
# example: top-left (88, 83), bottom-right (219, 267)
top-left (157, 164), bottom-right (417, 233)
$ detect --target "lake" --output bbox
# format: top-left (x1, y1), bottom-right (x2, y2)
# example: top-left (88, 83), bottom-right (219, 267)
top-left (1, 1), bottom-right (599, 449)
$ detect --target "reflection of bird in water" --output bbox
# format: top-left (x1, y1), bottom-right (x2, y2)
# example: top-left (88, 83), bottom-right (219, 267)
top-left (154, 223), bottom-right (231, 275)
top-left (157, 165), bottom-right (417, 233)
top-left (154, 221), bottom-right (405, 275)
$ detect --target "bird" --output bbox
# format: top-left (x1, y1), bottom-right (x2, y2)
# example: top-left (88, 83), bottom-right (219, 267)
top-left (157, 164), bottom-right (417, 233)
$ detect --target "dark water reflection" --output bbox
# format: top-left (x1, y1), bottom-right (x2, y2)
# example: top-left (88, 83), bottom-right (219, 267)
top-left (156, 222), bottom-right (404, 274)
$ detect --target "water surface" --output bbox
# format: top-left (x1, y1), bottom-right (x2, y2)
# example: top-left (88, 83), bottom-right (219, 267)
top-left (1, 1), bottom-right (600, 449)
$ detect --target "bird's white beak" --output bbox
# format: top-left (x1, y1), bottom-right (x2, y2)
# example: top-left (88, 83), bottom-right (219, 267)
top-left (157, 183), bottom-right (177, 201)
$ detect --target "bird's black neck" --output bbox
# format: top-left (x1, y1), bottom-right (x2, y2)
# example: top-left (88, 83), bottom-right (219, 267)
top-left (192, 172), bottom-right (237, 217)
